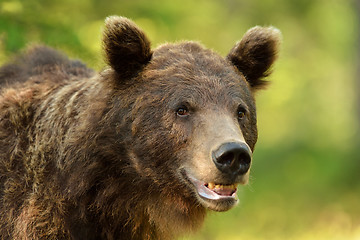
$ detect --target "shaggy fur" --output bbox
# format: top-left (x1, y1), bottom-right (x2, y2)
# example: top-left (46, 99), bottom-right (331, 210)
top-left (0, 16), bottom-right (280, 239)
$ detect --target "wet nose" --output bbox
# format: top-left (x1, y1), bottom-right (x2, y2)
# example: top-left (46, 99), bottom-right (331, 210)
top-left (212, 142), bottom-right (252, 176)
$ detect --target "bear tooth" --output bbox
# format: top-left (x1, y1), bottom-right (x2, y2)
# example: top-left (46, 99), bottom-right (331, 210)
top-left (208, 183), bottom-right (237, 190)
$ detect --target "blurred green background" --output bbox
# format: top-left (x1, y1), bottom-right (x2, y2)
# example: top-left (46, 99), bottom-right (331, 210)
top-left (1, 0), bottom-right (359, 239)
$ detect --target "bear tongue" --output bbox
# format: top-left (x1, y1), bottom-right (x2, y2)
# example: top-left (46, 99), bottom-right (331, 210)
top-left (212, 188), bottom-right (235, 196)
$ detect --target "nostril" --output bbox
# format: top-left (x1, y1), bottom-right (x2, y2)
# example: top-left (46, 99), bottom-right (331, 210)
top-left (217, 152), bottom-right (235, 166)
top-left (237, 151), bottom-right (251, 175)
top-left (212, 142), bottom-right (252, 176)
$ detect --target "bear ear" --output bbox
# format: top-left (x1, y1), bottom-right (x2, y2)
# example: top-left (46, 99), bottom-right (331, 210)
top-left (227, 26), bottom-right (281, 90)
top-left (103, 16), bottom-right (153, 78)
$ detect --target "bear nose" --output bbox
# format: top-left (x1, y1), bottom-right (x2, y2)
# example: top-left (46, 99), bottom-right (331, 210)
top-left (212, 142), bottom-right (252, 176)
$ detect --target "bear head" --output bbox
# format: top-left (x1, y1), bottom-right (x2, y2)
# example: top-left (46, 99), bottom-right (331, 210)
top-left (102, 16), bottom-right (281, 213)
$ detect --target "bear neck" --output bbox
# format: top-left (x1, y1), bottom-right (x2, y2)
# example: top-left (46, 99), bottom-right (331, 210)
top-left (65, 130), bottom-right (207, 239)
top-left (67, 163), bottom-right (207, 239)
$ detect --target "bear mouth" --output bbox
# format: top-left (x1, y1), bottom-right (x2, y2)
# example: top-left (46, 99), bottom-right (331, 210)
top-left (180, 170), bottom-right (239, 211)
top-left (187, 174), bottom-right (238, 200)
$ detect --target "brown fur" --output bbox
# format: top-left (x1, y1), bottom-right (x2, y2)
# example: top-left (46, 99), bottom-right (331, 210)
top-left (0, 16), bottom-right (280, 239)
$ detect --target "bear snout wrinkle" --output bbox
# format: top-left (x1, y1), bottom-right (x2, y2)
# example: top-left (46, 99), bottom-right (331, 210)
top-left (212, 142), bottom-right (252, 177)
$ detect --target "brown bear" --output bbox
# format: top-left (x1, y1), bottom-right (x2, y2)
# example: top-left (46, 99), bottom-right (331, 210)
top-left (0, 16), bottom-right (280, 240)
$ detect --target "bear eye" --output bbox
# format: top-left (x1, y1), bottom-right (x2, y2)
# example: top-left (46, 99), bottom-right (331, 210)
top-left (176, 106), bottom-right (189, 117)
top-left (237, 106), bottom-right (247, 120)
